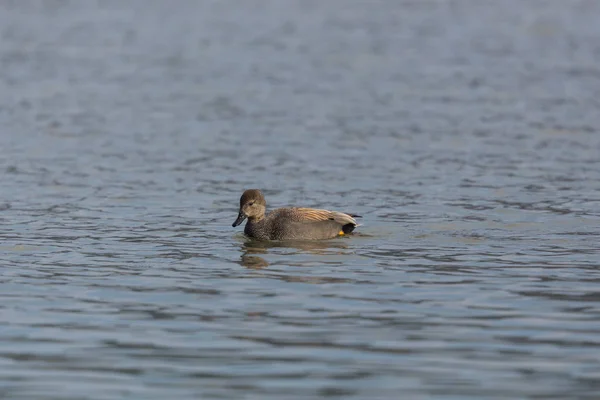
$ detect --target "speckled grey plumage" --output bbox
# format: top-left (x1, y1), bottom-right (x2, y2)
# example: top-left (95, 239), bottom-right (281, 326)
top-left (232, 189), bottom-right (360, 240)
top-left (243, 208), bottom-right (351, 240)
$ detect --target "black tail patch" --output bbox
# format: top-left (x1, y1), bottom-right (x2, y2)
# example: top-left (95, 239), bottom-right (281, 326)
top-left (342, 223), bottom-right (356, 234)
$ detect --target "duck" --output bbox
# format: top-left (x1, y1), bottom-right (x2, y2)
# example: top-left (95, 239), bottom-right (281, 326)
top-left (232, 189), bottom-right (360, 240)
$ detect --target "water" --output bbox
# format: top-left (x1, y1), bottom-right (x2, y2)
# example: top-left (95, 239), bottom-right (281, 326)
top-left (1, 1), bottom-right (599, 398)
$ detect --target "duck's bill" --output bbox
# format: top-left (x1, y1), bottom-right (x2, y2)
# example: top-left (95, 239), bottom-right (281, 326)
top-left (232, 212), bottom-right (247, 227)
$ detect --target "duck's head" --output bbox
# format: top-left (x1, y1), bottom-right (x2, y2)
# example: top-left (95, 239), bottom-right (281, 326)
top-left (232, 189), bottom-right (266, 227)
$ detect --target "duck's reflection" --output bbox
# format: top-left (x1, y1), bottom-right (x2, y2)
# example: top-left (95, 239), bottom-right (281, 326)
top-left (238, 238), bottom-right (349, 269)
top-left (240, 254), bottom-right (270, 269)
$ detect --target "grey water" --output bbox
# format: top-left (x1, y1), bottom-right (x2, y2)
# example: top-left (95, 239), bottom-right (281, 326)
top-left (1, 1), bottom-right (599, 399)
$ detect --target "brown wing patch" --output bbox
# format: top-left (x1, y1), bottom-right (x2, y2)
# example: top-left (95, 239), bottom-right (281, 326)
top-left (292, 208), bottom-right (333, 222)
top-left (271, 208), bottom-right (357, 226)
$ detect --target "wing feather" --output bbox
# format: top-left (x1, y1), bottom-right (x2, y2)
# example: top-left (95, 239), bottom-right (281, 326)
top-left (290, 208), bottom-right (358, 225)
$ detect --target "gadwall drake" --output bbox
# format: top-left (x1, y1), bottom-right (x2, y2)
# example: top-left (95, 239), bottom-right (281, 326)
top-left (232, 189), bottom-right (360, 240)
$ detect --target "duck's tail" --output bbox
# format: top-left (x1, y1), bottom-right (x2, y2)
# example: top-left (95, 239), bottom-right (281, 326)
top-left (340, 213), bottom-right (362, 233)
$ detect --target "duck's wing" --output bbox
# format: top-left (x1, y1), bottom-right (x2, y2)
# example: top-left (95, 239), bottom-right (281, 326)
top-left (280, 208), bottom-right (359, 226)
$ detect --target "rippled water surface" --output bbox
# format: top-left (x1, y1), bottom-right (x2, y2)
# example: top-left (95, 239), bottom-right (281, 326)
top-left (1, 1), bottom-right (600, 399)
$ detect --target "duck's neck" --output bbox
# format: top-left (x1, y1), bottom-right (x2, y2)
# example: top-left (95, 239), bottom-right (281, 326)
top-left (248, 214), bottom-right (265, 223)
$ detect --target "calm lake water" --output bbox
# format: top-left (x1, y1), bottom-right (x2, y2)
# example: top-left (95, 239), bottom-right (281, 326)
top-left (1, 1), bottom-right (599, 399)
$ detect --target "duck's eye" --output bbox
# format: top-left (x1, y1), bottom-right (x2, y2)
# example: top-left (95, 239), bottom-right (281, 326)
top-left (248, 202), bottom-right (255, 206)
